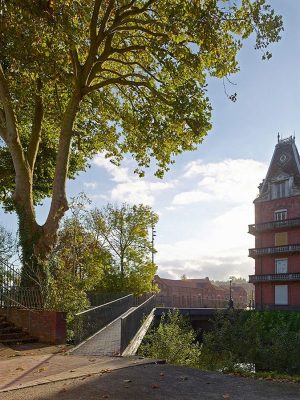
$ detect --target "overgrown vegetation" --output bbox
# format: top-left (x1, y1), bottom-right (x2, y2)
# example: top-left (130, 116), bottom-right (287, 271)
top-left (43, 199), bottom-right (158, 329)
top-left (139, 310), bottom-right (201, 367)
top-left (201, 310), bottom-right (300, 375)
top-left (139, 309), bottom-right (300, 377)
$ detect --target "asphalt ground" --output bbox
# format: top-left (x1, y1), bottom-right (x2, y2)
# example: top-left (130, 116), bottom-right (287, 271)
top-left (1, 363), bottom-right (300, 400)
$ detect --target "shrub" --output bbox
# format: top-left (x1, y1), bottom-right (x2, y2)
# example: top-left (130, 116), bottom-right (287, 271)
top-left (139, 310), bottom-right (201, 367)
top-left (201, 310), bottom-right (300, 375)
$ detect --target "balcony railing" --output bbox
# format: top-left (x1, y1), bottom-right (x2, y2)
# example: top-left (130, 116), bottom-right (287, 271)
top-left (249, 244), bottom-right (300, 258)
top-left (249, 273), bottom-right (300, 283)
top-left (249, 217), bottom-right (300, 235)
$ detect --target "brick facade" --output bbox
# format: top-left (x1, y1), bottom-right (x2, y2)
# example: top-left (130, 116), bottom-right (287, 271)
top-left (0, 309), bottom-right (66, 344)
top-left (249, 136), bottom-right (300, 310)
top-left (155, 275), bottom-right (247, 308)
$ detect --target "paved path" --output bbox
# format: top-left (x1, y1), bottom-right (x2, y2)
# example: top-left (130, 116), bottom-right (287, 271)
top-left (1, 363), bottom-right (300, 400)
top-left (72, 307), bottom-right (135, 357)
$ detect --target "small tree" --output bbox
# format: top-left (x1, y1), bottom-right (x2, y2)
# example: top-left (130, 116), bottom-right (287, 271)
top-left (0, 224), bottom-right (15, 263)
top-left (88, 203), bottom-right (158, 294)
top-left (139, 310), bottom-right (201, 367)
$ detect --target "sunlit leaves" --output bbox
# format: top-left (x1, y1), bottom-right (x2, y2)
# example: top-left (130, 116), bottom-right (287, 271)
top-left (0, 0), bottom-right (283, 209)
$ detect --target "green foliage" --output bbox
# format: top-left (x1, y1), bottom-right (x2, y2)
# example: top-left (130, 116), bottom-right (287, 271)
top-left (0, 224), bottom-right (15, 262)
top-left (45, 263), bottom-right (90, 341)
top-left (47, 199), bottom-right (157, 316)
top-left (88, 203), bottom-right (159, 295)
top-left (201, 310), bottom-right (300, 375)
top-left (139, 310), bottom-right (201, 367)
top-left (0, 0), bottom-right (283, 209)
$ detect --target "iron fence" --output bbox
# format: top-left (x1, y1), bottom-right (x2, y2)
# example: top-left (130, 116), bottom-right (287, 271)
top-left (0, 259), bottom-right (21, 288)
top-left (73, 293), bottom-right (134, 344)
top-left (155, 295), bottom-right (247, 309)
top-left (120, 295), bottom-right (155, 354)
top-left (0, 286), bottom-right (44, 309)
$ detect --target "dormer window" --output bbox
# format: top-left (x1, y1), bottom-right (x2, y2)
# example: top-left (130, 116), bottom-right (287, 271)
top-left (272, 180), bottom-right (288, 199)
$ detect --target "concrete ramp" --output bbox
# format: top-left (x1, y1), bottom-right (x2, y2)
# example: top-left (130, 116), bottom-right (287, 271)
top-left (71, 307), bottom-right (135, 356)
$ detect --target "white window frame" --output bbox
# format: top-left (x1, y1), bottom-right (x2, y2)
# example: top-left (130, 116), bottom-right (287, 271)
top-left (272, 181), bottom-right (288, 199)
top-left (274, 209), bottom-right (287, 221)
top-left (275, 285), bottom-right (288, 305)
top-left (275, 258), bottom-right (288, 274)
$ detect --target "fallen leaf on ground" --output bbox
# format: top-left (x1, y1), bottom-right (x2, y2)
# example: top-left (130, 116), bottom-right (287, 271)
top-left (37, 368), bottom-right (47, 373)
top-left (151, 384), bottom-right (160, 389)
top-left (102, 396), bottom-right (109, 399)
top-left (16, 367), bottom-right (24, 371)
top-left (160, 373), bottom-right (164, 377)
top-left (101, 369), bottom-right (112, 374)
top-left (123, 380), bottom-right (132, 383)
top-left (180, 376), bottom-right (188, 381)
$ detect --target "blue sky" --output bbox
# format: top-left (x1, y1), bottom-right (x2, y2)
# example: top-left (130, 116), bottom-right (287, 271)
top-left (1, 1), bottom-right (300, 280)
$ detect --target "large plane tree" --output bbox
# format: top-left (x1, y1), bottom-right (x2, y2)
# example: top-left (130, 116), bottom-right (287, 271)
top-left (0, 0), bottom-right (282, 285)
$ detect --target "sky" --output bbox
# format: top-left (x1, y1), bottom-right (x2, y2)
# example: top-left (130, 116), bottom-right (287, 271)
top-left (1, 1), bottom-right (300, 281)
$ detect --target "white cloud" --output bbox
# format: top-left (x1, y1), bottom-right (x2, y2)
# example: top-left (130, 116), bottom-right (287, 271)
top-left (92, 155), bottom-right (266, 280)
top-left (173, 159), bottom-right (267, 206)
top-left (83, 181), bottom-right (98, 189)
top-left (93, 153), bottom-right (175, 205)
top-left (155, 158), bottom-right (267, 280)
top-left (93, 154), bottom-right (130, 183)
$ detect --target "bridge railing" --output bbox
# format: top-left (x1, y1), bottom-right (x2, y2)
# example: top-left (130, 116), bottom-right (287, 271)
top-left (155, 295), bottom-right (246, 309)
top-left (73, 293), bottom-right (134, 344)
top-left (120, 294), bottom-right (155, 354)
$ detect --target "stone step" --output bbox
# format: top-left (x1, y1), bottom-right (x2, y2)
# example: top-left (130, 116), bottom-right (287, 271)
top-left (0, 326), bottom-right (22, 334)
top-left (0, 332), bottom-right (29, 340)
top-left (0, 336), bottom-right (37, 344)
top-left (0, 321), bottom-right (11, 329)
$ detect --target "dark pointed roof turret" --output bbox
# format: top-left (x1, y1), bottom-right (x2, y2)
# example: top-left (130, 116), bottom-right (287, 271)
top-left (256, 135), bottom-right (300, 202)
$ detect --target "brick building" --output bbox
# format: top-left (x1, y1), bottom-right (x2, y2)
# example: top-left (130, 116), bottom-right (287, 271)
top-left (249, 136), bottom-right (300, 310)
top-left (154, 275), bottom-right (247, 308)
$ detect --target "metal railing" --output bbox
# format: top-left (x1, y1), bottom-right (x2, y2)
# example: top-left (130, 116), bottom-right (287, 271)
top-left (249, 273), bottom-right (300, 283)
top-left (87, 292), bottom-right (130, 307)
top-left (0, 259), bottom-right (21, 288)
top-left (249, 217), bottom-right (300, 234)
top-left (120, 295), bottom-right (155, 354)
top-left (0, 259), bottom-right (44, 309)
top-left (0, 286), bottom-right (44, 309)
top-left (249, 244), bottom-right (300, 258)
top-left (155, 295), bottom-right (230, 309)
top-left (73, 294), bottom-right (134, 344)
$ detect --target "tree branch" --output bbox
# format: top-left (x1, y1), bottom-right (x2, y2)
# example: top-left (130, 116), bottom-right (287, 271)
top-left (27, 79), bottom-right (43, 172)
top-left (0, 65), bottom-right (18, 141)
top-left (44, 91), bottom-right (82, 238)
top-left (90, 0), bottom-right (104, 43)
top-left (84, 76), bottom-right (173, 106)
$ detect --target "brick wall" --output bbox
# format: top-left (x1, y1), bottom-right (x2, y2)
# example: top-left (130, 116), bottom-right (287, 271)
top-left (255, 195), bottom-right (300, 223)
top-left (0, 308), bottom-right (66, 344)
